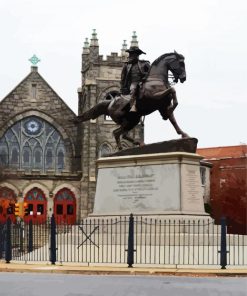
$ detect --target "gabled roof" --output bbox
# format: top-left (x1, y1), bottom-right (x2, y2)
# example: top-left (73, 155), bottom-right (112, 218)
top-left (0, 66), bottom-right (76, 116)
top-left (197, 145), bottom-right (247, 159)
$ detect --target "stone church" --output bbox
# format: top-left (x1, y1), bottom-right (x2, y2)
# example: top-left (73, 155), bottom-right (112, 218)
top-left (0, 30), bottom-right (144, 224)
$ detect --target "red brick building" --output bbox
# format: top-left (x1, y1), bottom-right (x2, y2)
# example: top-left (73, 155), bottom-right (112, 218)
top-left (197, 145), bottom-right (247, 234)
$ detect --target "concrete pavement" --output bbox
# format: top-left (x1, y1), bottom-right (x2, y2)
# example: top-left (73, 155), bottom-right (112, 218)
top-left (0, 261), bottom-right (246, 277)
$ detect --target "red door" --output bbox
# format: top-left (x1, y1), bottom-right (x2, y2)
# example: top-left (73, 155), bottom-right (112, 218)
top-left (0, 187), bottom-right (16, 223)
top-left (24, 187), bottom-right (47, 224)
top-left (54, 188), bottom-right (76, 224)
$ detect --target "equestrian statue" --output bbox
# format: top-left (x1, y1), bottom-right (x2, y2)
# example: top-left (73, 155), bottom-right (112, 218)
top-left (74, 46), bottom-right (189, 150)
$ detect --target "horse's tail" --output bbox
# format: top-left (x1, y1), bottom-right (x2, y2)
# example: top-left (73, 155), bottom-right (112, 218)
top-left (78, 100), bottom-right (111, 122)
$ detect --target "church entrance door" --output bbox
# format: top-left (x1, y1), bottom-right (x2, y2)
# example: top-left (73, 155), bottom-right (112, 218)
top-left (54, 188), bottom-right (76, 224)
top-left (24, 188), bottom-right (47, 224)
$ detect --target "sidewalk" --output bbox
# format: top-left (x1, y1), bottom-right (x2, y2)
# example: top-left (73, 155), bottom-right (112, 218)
top-left (0, 261), bottom-right (246, 277)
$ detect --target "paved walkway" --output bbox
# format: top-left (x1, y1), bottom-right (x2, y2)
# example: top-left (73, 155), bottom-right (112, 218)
top-left (0, 261), bottom-right (246, 277)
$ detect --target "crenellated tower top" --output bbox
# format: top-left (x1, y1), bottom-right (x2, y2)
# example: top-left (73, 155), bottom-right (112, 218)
top-left (81, 30), bottom-right (143, 86)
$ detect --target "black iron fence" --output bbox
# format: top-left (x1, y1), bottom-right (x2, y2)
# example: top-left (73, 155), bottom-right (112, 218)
top-left (0, 215), bottom-right (246, 268)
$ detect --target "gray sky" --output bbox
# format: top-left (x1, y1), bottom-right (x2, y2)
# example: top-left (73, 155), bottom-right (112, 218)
top-left (0, 0), bottom-right (246, 148)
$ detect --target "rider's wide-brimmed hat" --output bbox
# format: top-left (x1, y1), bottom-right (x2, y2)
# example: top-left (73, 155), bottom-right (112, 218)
top-left (125, 46), bottom-right (146, 55)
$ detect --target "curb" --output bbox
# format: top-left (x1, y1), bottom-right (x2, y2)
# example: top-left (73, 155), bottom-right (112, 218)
top-left (0, 264), bottom-right (247, 277)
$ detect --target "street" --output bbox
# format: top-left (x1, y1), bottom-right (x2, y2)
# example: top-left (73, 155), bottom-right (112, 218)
top-left (0, 272), bottom-right (246, 296)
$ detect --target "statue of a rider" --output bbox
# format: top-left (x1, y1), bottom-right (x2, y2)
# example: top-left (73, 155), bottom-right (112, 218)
top-left (120, 46), bottom-right (150, 113)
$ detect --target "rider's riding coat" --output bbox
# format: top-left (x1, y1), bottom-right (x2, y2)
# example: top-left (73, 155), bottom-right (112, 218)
top-left (120, 60), bottom-right (150, 97)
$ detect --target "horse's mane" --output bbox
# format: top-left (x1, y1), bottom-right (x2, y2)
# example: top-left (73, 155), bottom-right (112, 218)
top-left (152, 52), bottom-right (183, 66)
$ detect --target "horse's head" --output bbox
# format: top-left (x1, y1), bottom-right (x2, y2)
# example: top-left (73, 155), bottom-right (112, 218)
top-left (167, 51), bottom-right (186, 83)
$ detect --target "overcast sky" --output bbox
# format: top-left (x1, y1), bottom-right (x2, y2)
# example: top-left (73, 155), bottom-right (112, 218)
top-left (0, 0), bottom-right (246, 148)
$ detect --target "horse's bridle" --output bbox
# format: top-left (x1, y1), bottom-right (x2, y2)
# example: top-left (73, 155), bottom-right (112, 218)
top-left (168, 55), bottom-right (185, 83)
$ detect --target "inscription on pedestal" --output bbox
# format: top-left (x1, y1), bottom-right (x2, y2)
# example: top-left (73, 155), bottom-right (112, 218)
top-left (93, 164), bottom-right (180, 214)
top-left (181, 164), bottom-right (204, 212)
top-left (113, 168), bottom-right (158, 201)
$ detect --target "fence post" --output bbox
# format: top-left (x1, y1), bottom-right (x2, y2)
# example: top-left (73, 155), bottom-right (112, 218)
top-left (5, 217), bottom-right (12, 263)
top-left (127, 213), bottom-right (135, 268)
top-left (19, 220), bottom-right (24, 253)
top-left (50, 214), bottom-right (56, 265)
top-left (220, 217), bottom-right (227, 269)
top-left (28, 220), bottom-right (33, 253)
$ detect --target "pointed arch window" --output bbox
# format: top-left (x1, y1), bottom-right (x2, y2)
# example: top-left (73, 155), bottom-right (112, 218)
top-left (23, 148), bottom-right (31, 165)
top-left (98, 143), bottom-right (112, 157)
top-left (57, 150), bottom-right (64, 170)
top-left (34, 148), bottom-right (42, 169)
top-left (0, 148), bottom-right (8, 165)
top-left (11, 147), bottom-right (19, 165)
top-left (45, 149), bottom-right (53, 169)
top-left (0, 116), bottom-right (67, 173)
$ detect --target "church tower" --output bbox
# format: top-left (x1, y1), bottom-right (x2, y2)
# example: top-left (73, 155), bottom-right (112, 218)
top-left (78, 30), bottom-right (144, 217)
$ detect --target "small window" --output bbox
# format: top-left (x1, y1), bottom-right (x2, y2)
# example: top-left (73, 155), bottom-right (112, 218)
top-left (7, 206), bottom-right (14, 214)
top-left (67, 205), bottom-right (74, 215)
top-left (28, 204), bottom-right (33, 213)
top-left (37, 204), bottom-right (44, 215)
top-left (56, 204), bottom-right (63, 215)
top-left (32, 84), bottom-right (37, 100)
top-left (99, 143), bottom-right (111, 157)
top-left (200, 167), bottom-right (206, 186)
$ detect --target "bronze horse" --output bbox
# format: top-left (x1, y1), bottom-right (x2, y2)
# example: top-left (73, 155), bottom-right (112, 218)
top-left (76, 51), bottom-right (189, 150)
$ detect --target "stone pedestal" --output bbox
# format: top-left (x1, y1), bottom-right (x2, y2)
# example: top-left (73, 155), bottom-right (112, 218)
top-left (92, 152), bottom-right (209, 219)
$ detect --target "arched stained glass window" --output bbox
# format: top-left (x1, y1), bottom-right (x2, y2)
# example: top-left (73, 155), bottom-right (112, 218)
top-left (0, 187), bottom-right (16, 200)
top-left (0, 116), bottom-right (67, 173)
top-left (55, 188), bottom-right (75, 201)
top-left (26, 187), bottom-right (46, 201)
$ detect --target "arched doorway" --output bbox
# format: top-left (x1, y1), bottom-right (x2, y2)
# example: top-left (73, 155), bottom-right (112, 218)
top-left (0, 187), bottom-right (16, 223)
top-left (24, 187), bottom-right (47, 224)
top-left (54, 188), bottom-right (76, 224)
